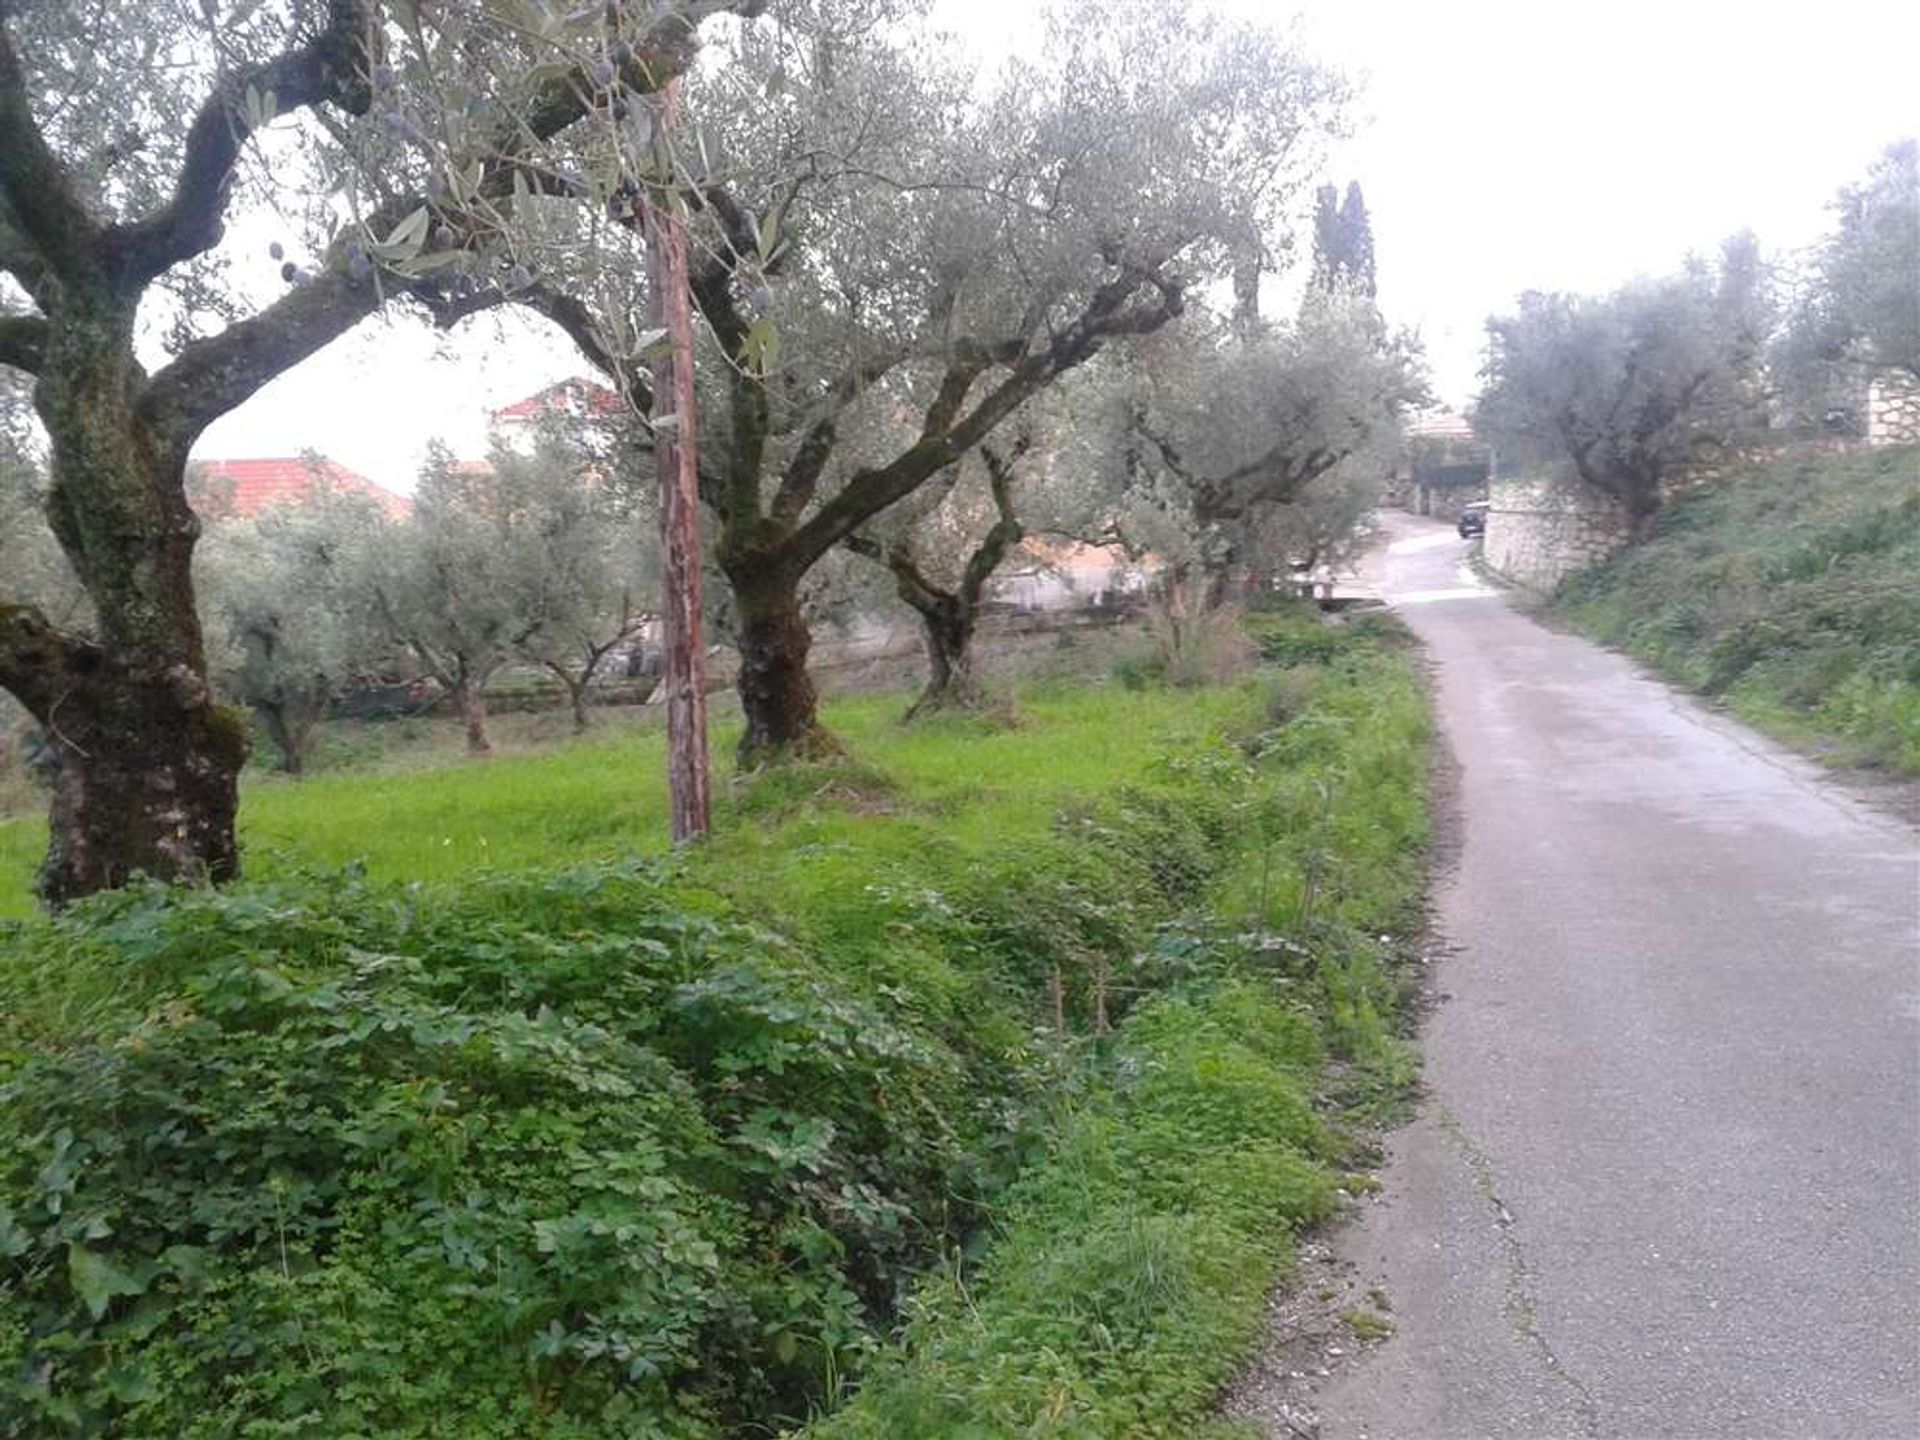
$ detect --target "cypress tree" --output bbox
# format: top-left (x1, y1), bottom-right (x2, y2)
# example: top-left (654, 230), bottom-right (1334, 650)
top-left (1339, 181), bottom-right (1377, 298)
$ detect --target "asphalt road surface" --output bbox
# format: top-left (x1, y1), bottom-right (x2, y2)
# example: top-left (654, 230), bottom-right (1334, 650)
top-left (1313, 515), bottom-right (1920, 1440)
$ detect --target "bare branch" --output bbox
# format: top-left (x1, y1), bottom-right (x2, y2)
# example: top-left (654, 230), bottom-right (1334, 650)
top-left (0, 20), bottom-right (102, 288)
top-left (770, 417), bottom-right (837, 527)
top-left (0, 311), bottom-right (47, 373)
top-left (106, 0), bottom-right (380, 288)
top-left (512, 283), bottom-right (655, 414)
top-left (920, 355), bottom-right (989, 440)
top-left (961, 440), bottom-right (1028, 608)
top-left (138, 257), bottom-right (386, 459)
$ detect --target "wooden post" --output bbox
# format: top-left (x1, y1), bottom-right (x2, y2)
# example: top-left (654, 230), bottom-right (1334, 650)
top-left (644, 76), bottom-right (711, 842)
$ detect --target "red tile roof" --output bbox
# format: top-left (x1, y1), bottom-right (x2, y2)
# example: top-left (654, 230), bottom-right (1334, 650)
top-left (188, 458), bottom-right (411, 520)
top-left (490, 378), bottom-right (625, 425)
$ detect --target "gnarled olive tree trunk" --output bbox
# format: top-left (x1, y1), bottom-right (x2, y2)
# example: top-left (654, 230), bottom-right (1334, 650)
top-left (848, 441), bottom-right (1026, 719)
top-left (726, 561), bottom-right (834, 762)
top-left (907, 596), bottom-right (983, 718)
top-left (255, 693), bottom-right (326, 777)
top-left (450, 674), bottom-right (493, 757)
top-left (5, 610), bottom-right (247, 905)
top-left (5, 308), bottom-right (248, 903)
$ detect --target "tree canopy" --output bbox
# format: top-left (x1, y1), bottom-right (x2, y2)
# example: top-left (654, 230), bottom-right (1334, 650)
top-left (197, 471), bottom-right (390, 774)
top-left (489, 0), bottom-right (1350, 756)
top-left (1475, 239), bottom-right (1772, 533)
top-left (1077, 294), bottom-right (1421, 590)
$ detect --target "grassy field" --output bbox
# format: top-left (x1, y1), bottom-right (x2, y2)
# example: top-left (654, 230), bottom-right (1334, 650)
top-left (0, 685), bottom-right (1230, 919)
top-left (1552, 443), bottom-right (1920, 775)
top-left (0, 613), bottom-right (1431, 1437)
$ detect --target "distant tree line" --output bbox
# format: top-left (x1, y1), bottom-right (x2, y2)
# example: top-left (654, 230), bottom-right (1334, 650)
top-left (1475, 140), bottom-right (1918, 537)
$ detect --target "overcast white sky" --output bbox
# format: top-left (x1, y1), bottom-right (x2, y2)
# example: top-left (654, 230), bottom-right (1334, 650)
top-left (196, 0), bottom-right (1920, 492)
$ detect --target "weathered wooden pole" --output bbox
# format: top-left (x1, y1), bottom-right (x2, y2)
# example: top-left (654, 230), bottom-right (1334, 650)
top-left (644, 75), bottom-right (711, 842)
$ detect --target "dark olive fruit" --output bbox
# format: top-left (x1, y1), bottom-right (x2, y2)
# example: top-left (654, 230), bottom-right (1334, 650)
top-left (280, 260), bottom-right (297, 282)
top-left (269, 241), bottom-right (285, 261)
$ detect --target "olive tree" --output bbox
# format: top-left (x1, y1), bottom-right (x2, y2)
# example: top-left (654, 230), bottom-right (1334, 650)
top-left (506, 0), bottom-right (1346, 761)
top-left (844, 432), bottom-right (1033, 717)
top-left (1774, 140), bottom-right (1919, 430)
top-left (1811, 140), bottom-right (1919, 380)
top-left (500, 421), bottom-right (659, 733)
top-left (1083, 294), bottom-right (1422, 603)
top-left (197, 470), bottom-right (389, 774)
top-left (0, 0), bottom-right (739, 902)
top-left (372, 422), bottom-right (656, 753)
top-left (1475, 237), bottom-right (1773, 539)
top-left (1245, 442), bottom-right (1394, 583)
top-left (370, 445), bottom-right (528, 757)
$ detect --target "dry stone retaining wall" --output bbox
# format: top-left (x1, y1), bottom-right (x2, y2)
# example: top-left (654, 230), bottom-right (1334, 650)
top-left (1482, 475), bottom-right (1631, 590)
top-left (1867, 371), bottom-right (1920, 446)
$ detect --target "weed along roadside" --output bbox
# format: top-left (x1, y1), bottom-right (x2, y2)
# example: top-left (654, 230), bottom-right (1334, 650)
top-left (0, 607), bottom-right (1430, 1437)
top-left (1549, 443), bottom-right (1920, 779)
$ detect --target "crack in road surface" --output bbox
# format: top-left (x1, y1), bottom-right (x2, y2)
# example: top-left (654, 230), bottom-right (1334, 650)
top-left (1433, 1105), bottom-right (1602, 1437)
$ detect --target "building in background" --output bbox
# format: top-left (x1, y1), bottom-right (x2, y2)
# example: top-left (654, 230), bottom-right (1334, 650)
top-left (187, 457), bottom-right (411, 520)
top-left (488, 378), bottom-right (625, 453)
top-left (1390, 408), bottom-right (1490, 521)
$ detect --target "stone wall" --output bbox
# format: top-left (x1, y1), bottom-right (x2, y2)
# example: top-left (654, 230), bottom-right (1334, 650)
top-left (1867, 371), bottom-right (1920, 446)
top-left (1482, 474), bottom-right (1631, 590)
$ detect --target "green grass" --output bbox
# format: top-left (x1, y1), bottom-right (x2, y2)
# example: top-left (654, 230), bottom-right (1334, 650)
top-left (0, 620), bottom-right (1431, 1437)
top-left (0, 685), bottom-right (1244, 921)
top-left (1552, 442), bottom-right (1920, 774)
top-left (0, 818), bottom-right (33, 917)
top-left (801, 614), bottom-right (1431, 1436)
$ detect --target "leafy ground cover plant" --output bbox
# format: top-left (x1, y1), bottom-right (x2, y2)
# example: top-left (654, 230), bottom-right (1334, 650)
top-left (0, 614), bottom-right (1429, 1436)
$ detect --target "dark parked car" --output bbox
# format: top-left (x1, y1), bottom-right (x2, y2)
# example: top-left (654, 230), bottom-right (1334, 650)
top-left (1457, 501), bottom-right (1488, 538)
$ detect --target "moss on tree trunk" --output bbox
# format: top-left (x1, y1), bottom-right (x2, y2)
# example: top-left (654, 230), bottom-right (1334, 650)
top-left (9, 300), bottom-right (252, 906)
top-left (34, 652), bottom-right (247, 905)
top-left (730, 570), bottom-right (834, 764)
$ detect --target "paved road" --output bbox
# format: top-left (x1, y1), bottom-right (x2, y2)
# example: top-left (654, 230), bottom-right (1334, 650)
top-left (1314, 515), bottom-right (1920, 1439)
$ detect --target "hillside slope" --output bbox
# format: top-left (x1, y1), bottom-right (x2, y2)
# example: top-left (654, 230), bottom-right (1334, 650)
top-left (1552, 444), bottom-right (1920, 775)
